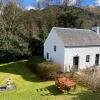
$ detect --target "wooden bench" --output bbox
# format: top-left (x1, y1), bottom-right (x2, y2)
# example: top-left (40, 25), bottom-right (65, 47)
top-left (55, 76), bottom-right (76, 92)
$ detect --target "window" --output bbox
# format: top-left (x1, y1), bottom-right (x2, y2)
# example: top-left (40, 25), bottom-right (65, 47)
top-left (54, 45), bottom-right (56, 52)
top-left (86, 55), bottom-right (90, 62)
top-left (46, 53), bottom-right (49, 59)
top-left (95, 54), bottom-right (99, 65)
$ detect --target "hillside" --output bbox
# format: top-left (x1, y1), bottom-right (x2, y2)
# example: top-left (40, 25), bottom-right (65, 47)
top-left (26, 6), bottom-right (100, 38)
top-left (27, 6), bottom-right (100, 55)
top-left (83, 6), bottom-right (100, 15)
top-left (1, 3), bottom-right (100, 58)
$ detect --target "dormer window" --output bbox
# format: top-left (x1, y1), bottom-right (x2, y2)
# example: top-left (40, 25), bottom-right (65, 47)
top-left (54, 45), bottom-right (56, 52)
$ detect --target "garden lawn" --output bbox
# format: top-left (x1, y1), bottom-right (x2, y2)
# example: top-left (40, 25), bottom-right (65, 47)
top-left (0, 60), bottom-right (99, 100)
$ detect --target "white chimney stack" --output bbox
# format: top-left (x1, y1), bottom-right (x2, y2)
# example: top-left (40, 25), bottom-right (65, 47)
top-left (92, 26), bottom-right (100, 34)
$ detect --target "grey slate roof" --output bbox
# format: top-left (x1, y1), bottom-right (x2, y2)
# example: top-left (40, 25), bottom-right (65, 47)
top-left (53, 27), bottom-right (100, 47)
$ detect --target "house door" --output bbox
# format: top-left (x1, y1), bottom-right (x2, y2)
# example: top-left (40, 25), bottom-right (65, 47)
top-left (95, 54), bottom-right (99, 65)
top-left (73, 56), bottom-right (79, 71)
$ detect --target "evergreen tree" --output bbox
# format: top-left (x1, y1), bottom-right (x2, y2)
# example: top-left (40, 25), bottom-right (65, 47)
top-left (0, 2), bottom-right (32, 59)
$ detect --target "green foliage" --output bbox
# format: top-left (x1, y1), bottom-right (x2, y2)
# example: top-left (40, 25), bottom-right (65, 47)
top-left (29, 39), bottom-right (43, 56)
top-left (28, 56), bottom-right (45, 72)
top-left (0, 2), bottom-right (32, 60)
top-left (57, 7), bottom-right (84, 28)
top-left (38, 24), bottom-right (48, 43)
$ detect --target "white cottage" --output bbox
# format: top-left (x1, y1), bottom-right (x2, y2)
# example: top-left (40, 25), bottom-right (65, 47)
top-left (44, 26), bottom-right (100, 72)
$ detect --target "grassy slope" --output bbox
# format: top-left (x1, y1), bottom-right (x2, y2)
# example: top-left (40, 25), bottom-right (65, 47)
top-left (0, 60), bottom-right (99, 100)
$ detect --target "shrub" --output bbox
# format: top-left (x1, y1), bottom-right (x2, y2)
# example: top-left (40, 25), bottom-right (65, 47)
top-left (27, 56), bottom-right (60, 80)
top-left (38, 62), bottom-right (60, 80)
top-left (77, 67), bottom-right (100, 91)
top-left (27, 56), bottom-right (45, 73)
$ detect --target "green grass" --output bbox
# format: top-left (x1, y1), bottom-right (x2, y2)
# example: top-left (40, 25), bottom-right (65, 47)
top-left (0, 60), bottom-right (99, 100)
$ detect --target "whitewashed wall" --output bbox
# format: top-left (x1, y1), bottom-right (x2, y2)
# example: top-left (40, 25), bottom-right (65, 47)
top-left (64, 46), bottom-right (100, 71)
top-left (44, 29), bottom-right (65, 71)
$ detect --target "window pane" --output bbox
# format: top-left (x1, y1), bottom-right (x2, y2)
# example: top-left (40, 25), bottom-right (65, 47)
top-left (86, 55), bottom-right (90, 62)
top-left (54, 45), bottom-right (56, 51)
top-left (47, 53), bottom-right (49, 59)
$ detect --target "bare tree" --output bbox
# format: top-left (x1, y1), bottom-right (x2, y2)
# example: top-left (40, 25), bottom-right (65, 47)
top-left (37, 0), bottom-right (51, 9)
top-left (63, 0), bottom-right (70, 6)
top-left (63, 0), bottom-right (83, 7)
top-left (0, 0), bottom-right (2, 9)
top-left (76, 0), bottom-right (84, 7)
top-left (36, 0), bottom-right (84, 9)
top-left (2, 0), bottom-right (23, 8)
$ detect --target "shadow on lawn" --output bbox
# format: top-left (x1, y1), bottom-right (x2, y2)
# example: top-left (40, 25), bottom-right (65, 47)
top-left (46, 85), bottom-right (80, 96)
top-left (46, 85), bottom-right (63, 95)
top-left (0, 60), bottom-right (41, 82)
top-left (35, 85), bottom-right (63, 96)
top-left (46, 85), bottom-right (100, 100)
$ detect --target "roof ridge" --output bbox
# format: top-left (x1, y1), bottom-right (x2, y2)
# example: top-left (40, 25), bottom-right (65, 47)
top-left (53, 27), bottom-right (92, 31)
